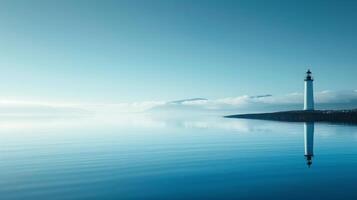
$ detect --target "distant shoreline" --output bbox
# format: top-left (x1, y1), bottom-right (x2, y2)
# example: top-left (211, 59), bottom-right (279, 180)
top-left (224, 109), bottom-right (357, 124)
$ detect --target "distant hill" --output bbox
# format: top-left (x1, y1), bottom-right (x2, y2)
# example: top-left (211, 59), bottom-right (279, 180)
top-left (168, 98), bottom-right (208, 104)
top-left (147, 98), bottom-right (215, 114)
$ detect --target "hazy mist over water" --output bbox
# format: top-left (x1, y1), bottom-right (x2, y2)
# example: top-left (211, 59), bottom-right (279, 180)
top-left (0, 89), bottom-right (356, 118)
top-left (1, 114), bottom-right (357, 199)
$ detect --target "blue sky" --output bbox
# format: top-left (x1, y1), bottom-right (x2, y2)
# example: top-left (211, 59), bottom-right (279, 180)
top-left (0, 0), bottom-right (356, 103)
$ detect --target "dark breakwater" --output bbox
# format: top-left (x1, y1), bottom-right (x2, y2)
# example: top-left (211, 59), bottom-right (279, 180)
top-left (225, 109), bottom-right (357, 123)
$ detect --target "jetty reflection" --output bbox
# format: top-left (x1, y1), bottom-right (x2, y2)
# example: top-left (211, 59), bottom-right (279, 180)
top-left (304, 122), bottom-right (314, 167)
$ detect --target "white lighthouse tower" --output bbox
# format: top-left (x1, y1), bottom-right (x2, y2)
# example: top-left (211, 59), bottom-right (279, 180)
top-left (304, 70), bottom-right (314, 110)
top-left (304, 122), bottom-right (314, 167)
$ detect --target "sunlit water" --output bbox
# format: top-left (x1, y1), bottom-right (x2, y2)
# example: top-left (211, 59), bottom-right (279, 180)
top-left (1, 114), bottom-right (357, 199)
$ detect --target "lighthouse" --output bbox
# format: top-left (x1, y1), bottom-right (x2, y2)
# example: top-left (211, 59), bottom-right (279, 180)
top-left (304, 70), bottom-right (314, 110)
top-left (304, 122), bottom-right (314, 167)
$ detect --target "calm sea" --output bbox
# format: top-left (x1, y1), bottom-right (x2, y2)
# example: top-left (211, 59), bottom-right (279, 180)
top-left (0, 115), bottom-right (356, 199)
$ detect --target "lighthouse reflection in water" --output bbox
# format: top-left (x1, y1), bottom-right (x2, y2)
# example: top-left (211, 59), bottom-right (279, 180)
top-left (304, 122), bottom-right (315, 167)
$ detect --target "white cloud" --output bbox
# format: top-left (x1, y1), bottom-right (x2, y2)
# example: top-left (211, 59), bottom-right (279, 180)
top-left (148, 90), bottom-right (357, 113)
top-left (0, 90), bottom-right (356, 117)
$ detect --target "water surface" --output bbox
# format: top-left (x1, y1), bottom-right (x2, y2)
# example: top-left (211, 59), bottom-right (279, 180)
top-left (0, 115), bottom-right (356, 199)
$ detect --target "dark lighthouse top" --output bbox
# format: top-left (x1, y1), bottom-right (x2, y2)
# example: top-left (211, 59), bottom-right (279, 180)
top-left (305, 69), bottom-right (313, 81)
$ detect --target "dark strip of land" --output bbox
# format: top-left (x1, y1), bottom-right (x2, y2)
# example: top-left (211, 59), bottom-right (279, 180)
top-left (225, 109), bottom-right (357, 123)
